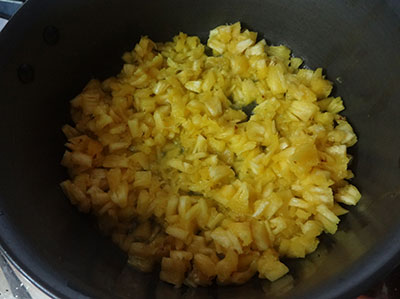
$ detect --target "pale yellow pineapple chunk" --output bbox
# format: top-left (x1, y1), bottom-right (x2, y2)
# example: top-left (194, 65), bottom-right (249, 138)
top-left (229, 222), bottom-right (253, 246)
top-left (335, 184), bottom-right (361, 205)
top-left (216, 250), bottom-right (238, 283)
top-left (310, 68), bottom-right (333, 99)
top-left (258, 250), bottom-right (289, 281)
top-left (266, 63), bottom-right (287, 95)
top-left (160, 257), bottom-right (188, 287)
top-left (227, 180), bottom-right (250, 214)
top-left (110, 181), bottom-right (128, 208)
top-left (290, 100), bottom-right (318, 121)
top-left (133, 171), bottom-right (152, 188)
top-left (289, 143), bottom-right (320, 176)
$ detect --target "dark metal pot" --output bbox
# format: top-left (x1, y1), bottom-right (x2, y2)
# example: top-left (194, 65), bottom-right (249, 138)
top-left (0, 0), bottom-right (399, 298)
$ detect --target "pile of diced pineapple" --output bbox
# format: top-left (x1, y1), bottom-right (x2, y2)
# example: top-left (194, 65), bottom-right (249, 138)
top-left (60, 22), bottom-right (360, 287)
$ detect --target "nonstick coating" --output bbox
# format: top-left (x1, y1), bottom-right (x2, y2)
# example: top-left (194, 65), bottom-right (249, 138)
top-left (0, 0), bottom-right (399, 298)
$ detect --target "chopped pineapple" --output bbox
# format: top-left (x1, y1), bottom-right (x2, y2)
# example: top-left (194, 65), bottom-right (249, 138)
top-left (60, 22), bottom-right (359, 287)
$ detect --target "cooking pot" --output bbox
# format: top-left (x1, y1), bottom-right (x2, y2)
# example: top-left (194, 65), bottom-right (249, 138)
top-left (0, 0), bottom-right (399, 298)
